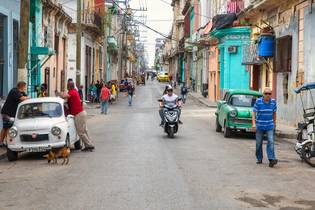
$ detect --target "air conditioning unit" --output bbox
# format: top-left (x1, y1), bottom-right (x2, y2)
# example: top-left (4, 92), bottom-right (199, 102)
top-left (228, 46), bottom-right (238, 54)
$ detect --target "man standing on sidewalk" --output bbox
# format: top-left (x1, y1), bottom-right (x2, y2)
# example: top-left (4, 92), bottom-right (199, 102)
top-left (62, 81), bottom-right (95, 151)
top-left (252, 87), bottom-right (278, 167)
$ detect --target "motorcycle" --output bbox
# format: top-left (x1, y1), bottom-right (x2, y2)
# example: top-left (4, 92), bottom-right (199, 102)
top-left (158, 98), bottom-right (182, 138)
top-left (294, 82), bottom-right (315, 167)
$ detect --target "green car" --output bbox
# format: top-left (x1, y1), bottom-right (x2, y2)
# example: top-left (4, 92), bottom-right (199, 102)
top-left (215, 89), bottom-right (263, 138)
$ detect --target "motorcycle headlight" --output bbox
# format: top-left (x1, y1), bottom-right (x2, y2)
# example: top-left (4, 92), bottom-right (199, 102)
top-left (229, 110), bottom-right (237, 118)
top-left (8, 127), bottom-right (18, 138)
top-left (51, 126), bottom-right (61, 136)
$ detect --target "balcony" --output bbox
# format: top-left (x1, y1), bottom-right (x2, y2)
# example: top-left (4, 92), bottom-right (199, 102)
top-left (176, 15), bottom-right (185, 25)
top-left (107, 36), bottom-right (118, 53)
top-left (245, 0), bottom-right (283, 16)
top-left (82, 11), bottom-right (103, 35)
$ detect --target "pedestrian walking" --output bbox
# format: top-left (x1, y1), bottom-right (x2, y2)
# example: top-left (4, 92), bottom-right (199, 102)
top-left (95, 80), bottom-right (101, 103)
top-left (110, 82), bottom-right (117, 103)
top-left (61, 81), bottom-right (95, 151)
top-left (252, 87), bottom-right (278, 167)
top-left (100, 85), bottom-right (111, 115)
top-left (127, 82), bottom-right (135, 106)
top-left (180, 83), bottom-right (189, 104)
top-left (89, 83), bottom-right (97, 103)
top-left (0, 81), bottom-right (29, 147)
top-left (78, 85), bottom-right (84, 104)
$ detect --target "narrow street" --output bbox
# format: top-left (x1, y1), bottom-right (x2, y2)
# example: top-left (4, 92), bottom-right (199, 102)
top-left (0, 81), bottom-right (314, 210)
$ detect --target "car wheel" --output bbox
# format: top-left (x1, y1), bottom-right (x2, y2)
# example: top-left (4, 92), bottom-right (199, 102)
top-left (74, 139), bottom-right (82, 150)
top-left (65, 135), bottom-right (71, 147)
top-left (215, 117), bottom-right (222, 132)
top-left (7, 148), bottom-right (18, 161)
top-left (224, 121), bottom-right (232, 138)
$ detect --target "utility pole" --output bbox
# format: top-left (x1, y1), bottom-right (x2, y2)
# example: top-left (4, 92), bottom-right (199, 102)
top-left (76, 0), bottom-right (82, 86)
top-left (18, 0), bottom-right (30, 82)
top-left (103, 6), bottom-right (108, 82)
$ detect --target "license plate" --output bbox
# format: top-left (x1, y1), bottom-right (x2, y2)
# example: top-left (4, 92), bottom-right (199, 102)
top-left (246, 128), bottom-right (254, 132)
top-left (25, 147), bottom-right (50, 152)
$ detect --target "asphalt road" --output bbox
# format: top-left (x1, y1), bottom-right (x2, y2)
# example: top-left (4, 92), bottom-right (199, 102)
top-left (0, 81), bottom-right (315, 210)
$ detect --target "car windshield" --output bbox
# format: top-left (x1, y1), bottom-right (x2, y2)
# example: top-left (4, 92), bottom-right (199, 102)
top-left (229, 94), bottom-right (257, 107)
top-left (18, 102), bottom-right (63, 119)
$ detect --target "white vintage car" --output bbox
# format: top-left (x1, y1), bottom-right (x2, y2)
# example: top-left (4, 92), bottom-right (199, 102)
top-left (6, 97), bottom-right (81, 161)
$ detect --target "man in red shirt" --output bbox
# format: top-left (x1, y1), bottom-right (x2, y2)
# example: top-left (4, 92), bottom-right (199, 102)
top-left (62, 81), bottom-right (94, 151)
top-left (100, 85), bottom-right (111, 114)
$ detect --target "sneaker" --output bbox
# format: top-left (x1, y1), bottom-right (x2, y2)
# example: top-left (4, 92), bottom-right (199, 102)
top-left (256, 160), bottom-right (263, 164)
top-left (269, 159), bottom-right (278, 168)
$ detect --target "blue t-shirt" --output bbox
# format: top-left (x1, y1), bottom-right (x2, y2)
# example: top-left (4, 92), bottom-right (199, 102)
top-left (253, 97), bottom-right (277, 131)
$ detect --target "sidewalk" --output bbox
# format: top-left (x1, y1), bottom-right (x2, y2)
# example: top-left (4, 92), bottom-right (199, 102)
top-left (188, 92), bottom-right (217, 108)
top-left (188, 91), bottom-right (296, 141)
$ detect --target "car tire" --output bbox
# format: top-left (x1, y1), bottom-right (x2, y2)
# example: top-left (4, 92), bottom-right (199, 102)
top-left (74, 139), bottom-right (82, 150)
top-left (224, 121), bottom-right (232, 138)
top-left (215, 117), bottom-right (222, 132)
top-left (65, 135), bottom-right (71, 147)
top-left (7, 148), bottom-right (18, 161)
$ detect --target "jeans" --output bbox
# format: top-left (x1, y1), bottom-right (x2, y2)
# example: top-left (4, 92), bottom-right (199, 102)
top-left (256, 129), bottom-right (276, 161)
top-left (128, 94), bottom-right (133, 106)
top-left (100, 101), bottom-right (109, 114)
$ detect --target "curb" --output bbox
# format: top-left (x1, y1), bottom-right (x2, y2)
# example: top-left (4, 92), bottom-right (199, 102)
top-left (0, 150), bottom-right (6, 160)
top-left (275, 132), bottom-right (296, 140)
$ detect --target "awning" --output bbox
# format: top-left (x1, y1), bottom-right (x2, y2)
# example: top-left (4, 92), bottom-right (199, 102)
top-left (211, 13), bottom-right (237, 31)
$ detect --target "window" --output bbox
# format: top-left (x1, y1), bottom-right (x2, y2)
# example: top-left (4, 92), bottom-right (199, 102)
top-left (229, 94), bottom-right (257, 107)
top-left (18, 103), bottom-right (63, 119)
top-left (274, 35), bottom-right (292, 72)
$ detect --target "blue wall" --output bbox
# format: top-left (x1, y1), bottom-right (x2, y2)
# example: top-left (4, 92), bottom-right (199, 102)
top-left (0, 2), bottom-right (20, 97)
top-left (211, 27), bottom-right (251, 92)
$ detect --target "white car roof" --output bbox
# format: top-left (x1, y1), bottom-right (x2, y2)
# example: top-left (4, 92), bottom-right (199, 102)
top-left (19, 97), bottom-right (65, 106)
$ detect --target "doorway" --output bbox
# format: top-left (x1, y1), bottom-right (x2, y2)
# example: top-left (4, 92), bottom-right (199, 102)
top-left (44, 67), bottom-right (50, 96)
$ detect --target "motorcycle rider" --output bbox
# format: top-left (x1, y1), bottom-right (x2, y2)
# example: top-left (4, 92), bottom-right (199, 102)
top-left (159, 85), bottom-right (182, 126)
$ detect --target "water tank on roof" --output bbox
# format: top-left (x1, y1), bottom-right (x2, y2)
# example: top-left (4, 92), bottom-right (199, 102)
top-left (258, 35), bottom-right (275, 57)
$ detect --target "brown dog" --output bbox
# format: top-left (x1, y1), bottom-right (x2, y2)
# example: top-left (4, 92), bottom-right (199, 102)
top-left (43, 147), bottom-right (70, 165)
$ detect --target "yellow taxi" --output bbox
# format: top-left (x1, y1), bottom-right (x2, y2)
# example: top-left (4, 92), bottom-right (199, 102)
top-left (157, 72), bottom-right (169, 82)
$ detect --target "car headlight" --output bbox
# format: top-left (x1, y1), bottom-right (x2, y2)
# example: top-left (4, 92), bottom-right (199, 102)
top-left (229, 110), bottom-right (237, 118)
top-left (8, 127), bottom-right (18, 138)
top-left (51, 126), bottom-right (61, 136)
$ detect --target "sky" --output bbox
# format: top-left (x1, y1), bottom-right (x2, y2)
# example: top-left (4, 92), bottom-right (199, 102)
top-left (130, 0), bottom-right (173, 67)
